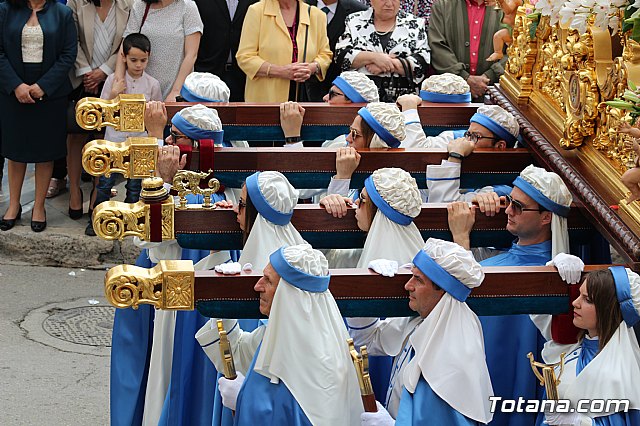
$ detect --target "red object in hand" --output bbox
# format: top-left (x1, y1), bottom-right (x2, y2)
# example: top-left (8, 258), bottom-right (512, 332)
top-left (551, 283), bottom-right (581, 344)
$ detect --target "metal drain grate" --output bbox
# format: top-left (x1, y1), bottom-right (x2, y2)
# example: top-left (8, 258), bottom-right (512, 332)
top-left (42, 306), bottom-right (115, 347)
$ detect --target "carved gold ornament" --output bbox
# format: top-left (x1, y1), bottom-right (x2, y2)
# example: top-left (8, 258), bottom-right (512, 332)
top-left (75, 94), bottom-right (146, 132)
top-left (105, 260), bottom-right (195, 310)
top-left (91, 197), bottom-right (175, 241)
top-left (173, 170), bottom-right (220, 209)
top-left (82, 137), bottom-right (158, 178)
top-left (501, 3), bottom-right (640, 229)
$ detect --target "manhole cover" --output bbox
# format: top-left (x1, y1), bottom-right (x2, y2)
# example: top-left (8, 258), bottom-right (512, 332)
top-left (42, 306), bottom-right (115, 347)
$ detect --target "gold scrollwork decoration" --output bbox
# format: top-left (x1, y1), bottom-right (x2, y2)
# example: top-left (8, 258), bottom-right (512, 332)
top-left (82, 137), bottom-right (158, 178)
top-left (92, 197), bottom-right (175, 242)
top-left (105, 260), bottom-right (195, 310)
top-left (173, 170), bottom-right (220, 209)
top-left (75, 94), bottom-right (146, 132)
top-left (500, 6), bottom-right (539, 103)
top-left (92, 200), bottom-right (147, 240)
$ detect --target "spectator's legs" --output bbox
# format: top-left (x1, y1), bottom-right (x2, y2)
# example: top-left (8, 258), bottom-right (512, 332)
top-left (46, 156), bottom-right (67, 198)
top-left (4, 160), bottom-right (26, 219)
top-left (86, 174), bottom-right (111, 236)
top-left (124, 178), bottom-right (142, 204)
top-left (33, 161), bottom-right (54, 222)
top-left (94, 174), bottom-right (116, 208)
top-left (67, 133), bottom-right (86, 212)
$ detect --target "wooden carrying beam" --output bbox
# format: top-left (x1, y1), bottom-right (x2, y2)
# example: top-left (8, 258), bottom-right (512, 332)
top-left (82, 142), bottom-right (533, 189)
top-left (190, 147), bottom-right (532, 189)
top-left (93, 201), bottom-right (593, 249)
top-left (174, 204), bottom-right (592, 250)
top-left (104, 262), bottom-right (607, 317)
top-left (164, 102), bottom-right (481, 125)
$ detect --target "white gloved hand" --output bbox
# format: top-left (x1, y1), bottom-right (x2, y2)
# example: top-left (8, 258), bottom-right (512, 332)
top-left (242, 263), bottom-right (253, 272)
top-left (218, 372), bottom-right (245, 411)
top-left (361, 401), bottom-right (394, 426)
top-left (214, 262), bottom-right (242, 275)
top-left (546, 253), bottom-right (584, 284)
top-left (544, 408), bottom-right (585, 425)
top-left (368, 259), bottom-right (399, 277)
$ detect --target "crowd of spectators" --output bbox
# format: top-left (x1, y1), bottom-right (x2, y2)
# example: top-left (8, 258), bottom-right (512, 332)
top-left (0, 0), bottom-right (508, 234)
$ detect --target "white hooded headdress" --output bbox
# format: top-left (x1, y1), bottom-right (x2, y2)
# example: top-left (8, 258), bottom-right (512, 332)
top-left (357, 168), bottom-right (424, 267)
top-left (542, 267), bottom-right (640, 417)
top-left (359, 103), bottom-right (406, 148)
top-left (513, 165), bottom-right (572, 256)
top-left (180, 71), bottom-right (231, 102)
top-left (404, 238), bottom-right (494, 424)
top-left (254, 244), bottom-right (363, 425)
top-left (195, 171), bottom-right (306, 271)
top-left (333, 71), bottom-right (380, 103)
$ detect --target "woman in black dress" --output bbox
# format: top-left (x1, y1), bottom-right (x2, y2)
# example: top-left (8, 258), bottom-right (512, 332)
top-left (0, 0), bottom-right (77, 232)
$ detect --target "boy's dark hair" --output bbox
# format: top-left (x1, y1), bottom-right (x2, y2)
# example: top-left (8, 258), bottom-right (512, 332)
top-left (123, 33), bottom-right (151, 55)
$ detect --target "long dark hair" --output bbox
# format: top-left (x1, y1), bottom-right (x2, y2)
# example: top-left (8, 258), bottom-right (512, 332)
top-left (579, 269), bottom-right (623, 350)
top-left (242, 184), bottom-right (259, 245)
top-left (361, 119), bottom-right (375, 148)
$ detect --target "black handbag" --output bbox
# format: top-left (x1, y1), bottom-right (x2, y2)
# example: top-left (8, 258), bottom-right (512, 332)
top-left (384, 56), bottom-right (417, 101)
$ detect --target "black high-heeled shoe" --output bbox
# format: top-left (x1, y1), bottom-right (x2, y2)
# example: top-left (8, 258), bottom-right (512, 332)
top-left (31, 211), bottom-right (47, 233)
top-left (0, 205), bottom-right (22, 231)
top-left (68, 188), bottom-right (84, 220)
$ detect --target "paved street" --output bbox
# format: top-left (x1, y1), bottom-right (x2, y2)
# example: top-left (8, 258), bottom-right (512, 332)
top-left (0, 162), bottom-right (132, 425)
top-left (0, 264), bottom-right (110, 425)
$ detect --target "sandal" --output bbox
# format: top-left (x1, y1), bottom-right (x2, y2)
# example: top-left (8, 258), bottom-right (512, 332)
top-left (46, 178), bottom-right (67, 199)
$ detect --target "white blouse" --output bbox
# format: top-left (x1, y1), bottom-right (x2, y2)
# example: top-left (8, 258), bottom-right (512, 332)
top-left (21, 24), bottom-right (44, 63)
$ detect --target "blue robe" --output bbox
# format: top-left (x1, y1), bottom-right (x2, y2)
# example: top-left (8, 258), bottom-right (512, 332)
top-left (535, 338), bottom-right (640, 426)
top-left (395, 378), bottom-right (480, 426)
top-left (234, 344), bottom-right (312, 426)
top-left (110, 252), bottom-right (155, 426)
top-left (480, 241), bottom-right (551, 426)
top-left (158, 192), bottom-right (243, 426)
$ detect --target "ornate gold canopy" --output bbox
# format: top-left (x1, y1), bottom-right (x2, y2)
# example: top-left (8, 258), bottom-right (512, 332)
top-left (499, 4), bottom-right (640, 239)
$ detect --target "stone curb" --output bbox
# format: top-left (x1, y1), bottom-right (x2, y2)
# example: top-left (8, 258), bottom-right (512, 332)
top-left (0, 223), bottom-right (139, 268)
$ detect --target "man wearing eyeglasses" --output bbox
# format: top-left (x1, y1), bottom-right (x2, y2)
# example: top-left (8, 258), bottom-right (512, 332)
top-left (422, 104), bottom-right (520, 204)
top-left (446, 165), bottom-right (574, 426)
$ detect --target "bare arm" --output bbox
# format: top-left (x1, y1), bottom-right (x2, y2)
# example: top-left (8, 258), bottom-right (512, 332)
top-left (165, 32), bottom-right (201, 101)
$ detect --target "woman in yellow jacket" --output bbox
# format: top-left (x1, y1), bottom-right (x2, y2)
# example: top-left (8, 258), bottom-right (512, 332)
top-left (236, 0), bottom-right (333, 102)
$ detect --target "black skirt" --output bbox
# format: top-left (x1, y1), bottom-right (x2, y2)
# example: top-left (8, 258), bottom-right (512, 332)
top-left (0, 63), bottom-right (67, 163)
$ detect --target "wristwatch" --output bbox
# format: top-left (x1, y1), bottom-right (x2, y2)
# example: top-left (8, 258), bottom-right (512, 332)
top-left (285, 136), bottom-right (301, 143)
top-left (448, 151), bottom-right (465, 160)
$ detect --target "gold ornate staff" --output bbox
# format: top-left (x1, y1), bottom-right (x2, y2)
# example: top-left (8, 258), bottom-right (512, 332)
top-left (76, 94), bottom-right (146, 132)
top-left (527, 352), bottom-right (566, 400)
top-left (347, 338), bottom-right (378, 412)
top-left (217, 320), bottom-right (238, 380)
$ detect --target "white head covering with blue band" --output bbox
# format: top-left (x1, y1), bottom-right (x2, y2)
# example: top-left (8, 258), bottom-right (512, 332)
top-left (194, 171), bottom-right (306, 272)
top-left (254, 244), bottom-right (364, 425)
top-left (513, 165), bottom-right (572, 256)
top-left (609, 266), bottom-right (640, 327)
top-left (404, 238), bottom-right (493, 423)
top-left (180, 72), bottom-right (230, 102)
top-left (171, 104), bottom-right (224, 143)
top-left (357, 168), bottom-right (424, 268)
top-left (332, 71), bottom-right (379, 103)
top-left (470, 105), bottom-right (519, 146)
top-left (420, 73), bottom-right (471, 103)
top-left (542, 267), bottom-right (640, 417)
top-left (358, 103), bottom-right (406, 148)
top-left (238, 171), bottom-right (306, 271)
